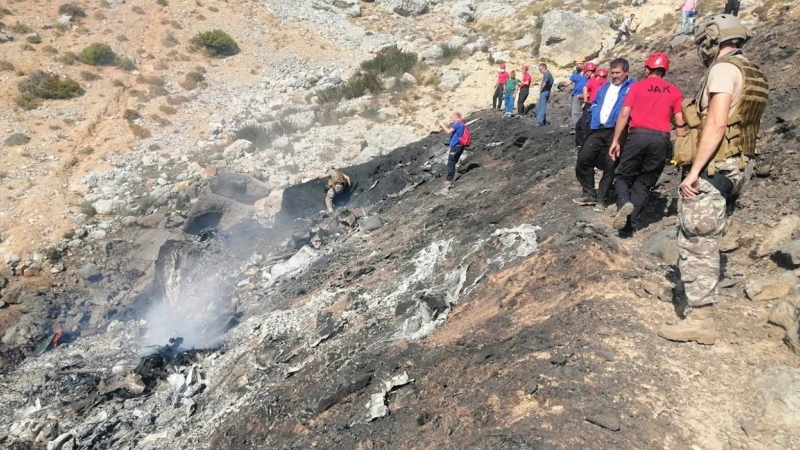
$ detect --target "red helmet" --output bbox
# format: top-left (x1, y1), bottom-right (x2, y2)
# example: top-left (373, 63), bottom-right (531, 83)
top-left (583, 62), bottom-right (597, 73)
top-left (645, 53), bottom-right (670, 71)
top-left (596, 68), bottom-right (608, 78)
top-left (522, 65), bottom-right (529, 71)
top-left (499, 63), bottom-right (506, 69)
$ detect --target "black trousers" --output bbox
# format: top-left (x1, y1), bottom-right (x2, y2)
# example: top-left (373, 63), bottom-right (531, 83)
top-left (447, 145), bottom-right (464, 181)
top-left (517, 87), bottom-right (529, 115)
top-left (576, 128), bottom-right (619, 205)
top-left (724, 0), bottom-right (739, 15)
top-left (493, 85), bottom-right (504, 109)
top-left (574, 104), bottom-right (592, 147)
top-left (614, 129), bottom-right (670, 227)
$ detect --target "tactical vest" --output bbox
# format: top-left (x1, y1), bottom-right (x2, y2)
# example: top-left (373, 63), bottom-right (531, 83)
top-left (698, 54), bottom-right (769, 167)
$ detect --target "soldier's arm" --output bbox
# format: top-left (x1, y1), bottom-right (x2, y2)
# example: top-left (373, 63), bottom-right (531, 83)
top-left (686, 93), bottom-right (733, 179)
top-left (343, 174), bottom-right (351, 185)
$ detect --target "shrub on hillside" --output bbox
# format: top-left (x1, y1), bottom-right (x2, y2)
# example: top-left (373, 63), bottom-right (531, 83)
top-left (0, 60), bottom-right (14, 71)
top-left (58, 3), bottom-right (87, 18)
top-left (317, 72), bottom-right (381, 104)
top-left (8, 22), bottom-right (32, 34)
top-left (440, 44), bottom-right (462, 64)
top-left (19, 70), bottom-right (84, 100)
top-left (114, 56), bottom-right (136, 71)
top-left (78, 42), bottom-right (116, 65)
top-left (131, 5), bottom-right (145, 14)
top-left (191, 30), bottom-right (239, 57)
top-left (80, 70), bottom-right (100, 81)
top-left (4, 133), bottom-right (31, 146)
top-left (156, 0), bottom-right (168, 5)
top-left (360, 48), bottom-right (417, 77)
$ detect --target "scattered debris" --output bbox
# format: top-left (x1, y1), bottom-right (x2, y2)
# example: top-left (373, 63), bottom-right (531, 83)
top-left (366, 372), bottom-right (414, 421)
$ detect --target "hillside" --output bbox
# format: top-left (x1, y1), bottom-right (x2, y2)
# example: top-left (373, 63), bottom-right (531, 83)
top-left (1, 0), bottom-right (800, 449)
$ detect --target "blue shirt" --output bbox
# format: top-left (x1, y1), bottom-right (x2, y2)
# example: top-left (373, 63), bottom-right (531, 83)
top-left (449, 121), bottom-right (464, 147)
top-left (570, 73), bottom-right (589, 96)
top-left (589, 78), bottom-right (636, 130)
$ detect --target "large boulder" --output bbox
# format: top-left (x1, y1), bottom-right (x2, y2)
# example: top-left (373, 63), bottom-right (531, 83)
top-left (751, 366), bottom-right (800, 437)
top-left (383, 0), bottom-right (428, 17)
top-left (756, 215), bottom-right (800, 257)
top-left (361, 34), bottom-right (396, 53)
top-left (474, 2), bottom-right (517, 23)
top-left (539, 11), bottom-right (606, 68)
top-left (450, 1), bottom-right (474, 22)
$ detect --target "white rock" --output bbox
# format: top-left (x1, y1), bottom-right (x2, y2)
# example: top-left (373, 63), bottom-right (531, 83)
top-left (474, 2), bottom-right (517, 23)
top-left (384, 0), bottom-right (429, 17)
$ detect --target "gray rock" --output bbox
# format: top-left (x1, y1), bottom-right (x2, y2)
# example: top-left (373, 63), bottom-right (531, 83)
top-left (778, 107), bottom-right (800, 124)
top-left (586, 414), bottom-right (621, 431)
top-left (474, 2), bottom-right (517, 23)
top-left (57, 15), bottom-right (73, 25)
top-left (346, 4), bottom-right (362, 16)
top-left (0, 31), bottom-right (13, 43)
top-left (361, 215), bottom-right (384, 232)
top-left (93, 199), bottom-right (122, 215)
top-left (361, 34), bottom-right (396, 53)
top-left (5, 253), bottom-right (21, 266)
top-left (222, 139), bottom-right (255, 159)
top-left (383, 0), bottom-right (429, 17)
top-left (775, 239), bottom-right (800, 266)
top-left (419, 45), bottom-right (444, 61)
top-left (304, 372), bottom-right (373, 413)
top-left (88, 230), bottom-right (107, 240)
top-left (669, 34), bottom-right (691, 48)
top-left (443, 35), bottom-right (469, 50)
top-left (642, 227), bottom-right (679, 265)
top-left (756, 215), bottom-right (800, 257)
top-left (401, 72), bottom-right (417, 85)
top-left (751, 366), bottom-right (800, 434)
top-left (539, 11), bottom-right (606, 68)
top-left (77, 263), bottom-right (102, 282)
top-left (450, 1), bottom-right (474, 22)
top-left (514, 36), bottom-right (534, 49)
top-left (745, 272), bottom-right (798, 301)
top-left (439, 69), bottom-right (465, 90)
top-left (208, 172), bottom-right (270, 205)
top-left (595, 14), bottom-right (613, 30)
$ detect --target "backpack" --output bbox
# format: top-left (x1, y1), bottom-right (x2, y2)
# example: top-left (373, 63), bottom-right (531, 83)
top-left (457, 121), bottom-right (471, 147)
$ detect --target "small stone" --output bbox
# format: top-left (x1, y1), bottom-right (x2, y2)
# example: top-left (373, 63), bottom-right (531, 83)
top-left (88, 230), bottom-right (107, 240)
top-left (5, 254), bottom-right (21, 266)
top-left (22, 262), bottom-right (42, 277)
top-left (586, 414), bottom-right (621, 431)
top-left (756, 216), bottom-right (800, 257)
top-left (620, 269), bottom-right (640, 280)
top-left (524, 381), bottom-right (539, 395)
top-left (719, 278), bottom-right (737, 289)
top-left (361, 215), bottom-right (384, 232)
top-left (596, 350), bottom-right (616, 362)
top-left (201, 166), bottom-right (217, 179)
top-left (550, 355), bottom-right (568, 366)
top-left (775, 240), bottom-right (800, 266)
top-left (740, 418), bottom-right (756, 437)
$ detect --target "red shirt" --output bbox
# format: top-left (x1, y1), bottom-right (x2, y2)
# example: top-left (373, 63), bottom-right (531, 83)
top-left (520, 71), bottom-right (532, 87)
top-left (586, 77), bottom-right (608, 103)
top-left (497, 71), bottom-right (509, 85)
top-left (623, 76), bottom-right (683, 133)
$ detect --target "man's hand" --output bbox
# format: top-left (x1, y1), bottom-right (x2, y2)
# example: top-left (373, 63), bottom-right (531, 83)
top-left (609, 141), bottom-right (621, 161)
top-left (679, 172), bottom-right (700, 198)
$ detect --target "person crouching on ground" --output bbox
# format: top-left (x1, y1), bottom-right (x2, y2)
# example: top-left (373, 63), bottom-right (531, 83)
top-left (574, 59), bottom-right (635, 212)
top-left (439, 111), bottom-right (467, 186)
top-left (503, 71), bottom-right (520, 117)
top-left (609, 53), bottom-right (685, 233)
top-left (317, 167), bottom-right (351, 212)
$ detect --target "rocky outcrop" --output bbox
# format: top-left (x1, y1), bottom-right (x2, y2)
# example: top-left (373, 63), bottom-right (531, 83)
top-left (383, 0), bottom-right (429, 17)
top-left (474, 2), bottom-right (517, 23)
top-left (539, 11), bottom-right (606, 67)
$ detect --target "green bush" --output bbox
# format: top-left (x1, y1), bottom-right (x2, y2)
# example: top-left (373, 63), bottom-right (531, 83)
top-left (123, 109), bottom-right (141, 121)
top-left (59, 51), bottom-right (78, 65)
top-left (0, 60), bottom-right (14, 71)
top-left (114, 56), bottom-right (136, 71)
top-left (191, 30), bottom-right (239, 57)
top-left (18, 70), bottom-right (84, 101)
top-left (440, 44), bottom-right (462, 64)
top-left (26, 34), bottom-right (41, 44)
top-left (80, 201), bottom-right (96, 218)
top-left (317, 72), bottom-right (381, 104)
top-left (58, 3), bottom-right (87, 18)
top-left (4, 133), bottom-right (30, 146)
top-left (8, 22), bottom-right (32, 34)
top-left (185, 71), bottom-right (204, 83)
top-left (360, 48), bottom-right (417, 77)
top-left (80, 70), bottom-right (101, 81)
top-left (131, 5), bottom-right (145, 14)
top-left (78, 42), bottom-right (116, 65)
top-left (156, 0), bottom-right (168, 5)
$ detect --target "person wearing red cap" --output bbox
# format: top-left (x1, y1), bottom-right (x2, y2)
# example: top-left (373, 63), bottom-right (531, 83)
top-left (608, 53), bottom-right (685, 232)
top-left (517, 65), bottom-right (532, 116)
top-left (492, 63), bottom-right (509, 110)
top-left (573, 62), bottom-right (597, 145)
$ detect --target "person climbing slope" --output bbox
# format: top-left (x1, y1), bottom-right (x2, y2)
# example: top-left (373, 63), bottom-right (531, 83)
top-left (439, 110), bottom-right (472, 187)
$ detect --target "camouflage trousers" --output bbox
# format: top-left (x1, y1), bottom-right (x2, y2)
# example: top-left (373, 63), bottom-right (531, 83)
top-left (325, 183), bottom-right (344, 211)
top-left (678, 157), bottom-right (754, 307)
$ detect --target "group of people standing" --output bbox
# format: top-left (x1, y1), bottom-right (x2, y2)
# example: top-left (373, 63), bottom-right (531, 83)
top-left (492, 63), bottom-right (554, 126)
top-left (569, 13), bottom-right (767, 345)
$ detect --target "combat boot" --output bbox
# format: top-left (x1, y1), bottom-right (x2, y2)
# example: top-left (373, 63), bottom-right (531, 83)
top-left (657, 305), bottom-right (717, 345)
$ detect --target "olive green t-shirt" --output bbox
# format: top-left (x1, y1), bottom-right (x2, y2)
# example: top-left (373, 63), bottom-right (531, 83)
top-left (504, 78), bottom-right (520, 94)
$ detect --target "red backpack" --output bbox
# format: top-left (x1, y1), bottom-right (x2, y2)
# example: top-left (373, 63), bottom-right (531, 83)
top-left (457, 120), bottom-right (471, 147)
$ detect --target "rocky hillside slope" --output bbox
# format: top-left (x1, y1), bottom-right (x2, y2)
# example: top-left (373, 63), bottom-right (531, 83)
top-left (1, 0), bottom-right (800, 449)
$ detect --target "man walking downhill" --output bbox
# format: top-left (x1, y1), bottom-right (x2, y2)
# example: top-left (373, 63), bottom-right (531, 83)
top-left (615, 14), bottom-right (636, 45)
top-left (517, 65), bottom-right (532, 116)
top-left (492, 63), bottom-right (509, 110)
top-left (503, 71), bottom-right (520, 117)
top-left (678, 0), bottom-right (698, 35)
top-left (659, 15), bottom-right (768, 344)
top-left (609, 53), bottom-right (685, 232)
top-left (537, 63), bottom-right (554, 125)
top-left (573, 59), bottom-right (635, 211)
top-left (439, 111), bottom-right (468, 187)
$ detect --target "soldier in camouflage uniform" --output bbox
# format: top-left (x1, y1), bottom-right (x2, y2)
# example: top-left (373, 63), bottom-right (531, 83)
top-left (317, 167), bottom-right (351, 212)
top-left (658, 14), bottom-right (768, 345)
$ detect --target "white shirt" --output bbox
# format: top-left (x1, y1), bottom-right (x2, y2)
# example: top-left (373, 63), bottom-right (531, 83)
top-left (619, 17), bottom-right (632, 32)
top-left (599, 83), bottom-right (623, 124)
